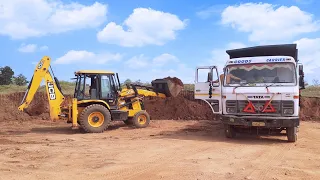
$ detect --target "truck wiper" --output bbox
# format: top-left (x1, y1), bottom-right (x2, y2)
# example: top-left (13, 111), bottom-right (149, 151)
top-left (266, 81), bottom-right (290, 88)
top-left (265, 83), bottom-right (276, 88)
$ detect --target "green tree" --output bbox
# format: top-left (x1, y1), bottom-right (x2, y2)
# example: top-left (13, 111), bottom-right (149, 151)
top-left (123, 79), bottom-right (132, 85)
top-left (0, 66), bottom-right (14, 85)
top-left (14, 74), bottom-right (29, 86)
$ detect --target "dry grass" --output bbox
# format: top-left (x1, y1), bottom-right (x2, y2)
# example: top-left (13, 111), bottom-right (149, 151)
top-left (0, 81), bottom-right (75, 95)
top-left (301, 86), bottom-right (320, 97)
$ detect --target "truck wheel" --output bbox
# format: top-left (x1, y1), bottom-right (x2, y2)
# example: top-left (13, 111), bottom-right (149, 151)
top-left (224, 124), bottom-right (236, 138)
top-left (79, 104), bottom-right (111, 133)
top-left (132, 111), bottom-right (150, 128)
top-left (123, 118), bottom-right (133, 126)
top-left (287, 127), bottom-right (297, 142)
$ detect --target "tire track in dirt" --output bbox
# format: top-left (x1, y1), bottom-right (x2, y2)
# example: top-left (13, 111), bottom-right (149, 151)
top-left (102, 140), bottom-right (214, 180)
top-left (242, 140), bottom-right (292, 179)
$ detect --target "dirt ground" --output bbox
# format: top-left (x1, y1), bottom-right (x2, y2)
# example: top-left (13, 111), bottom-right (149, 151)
top-left (0, 119), bottom-right (319, 180)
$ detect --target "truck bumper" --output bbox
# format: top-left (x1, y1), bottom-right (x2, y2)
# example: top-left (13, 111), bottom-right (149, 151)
top-left (221, 115), bottom-right (299, 128)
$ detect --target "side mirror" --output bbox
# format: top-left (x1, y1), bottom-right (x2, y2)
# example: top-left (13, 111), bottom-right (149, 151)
top-left (299, 75), bottom-right (305, 89)
top-left (298, 64), bottom-right (305, 89)
top-left (207, 72), bottom-right (212, 82)
top-left (299, 64), bottom-right (304, 76)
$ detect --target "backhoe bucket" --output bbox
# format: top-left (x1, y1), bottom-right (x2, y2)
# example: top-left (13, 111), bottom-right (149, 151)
top-left (151, 78), bottom-right (183, 97)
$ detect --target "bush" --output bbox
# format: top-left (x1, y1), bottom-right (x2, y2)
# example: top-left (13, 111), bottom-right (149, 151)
top-left (13, 74), bottom-right (29, 86)
top-left (0, 66), bottom-right (14, 85)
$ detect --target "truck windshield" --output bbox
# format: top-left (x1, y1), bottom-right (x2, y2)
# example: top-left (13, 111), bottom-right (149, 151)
top-left (224, 62), bottom-right (296, 86)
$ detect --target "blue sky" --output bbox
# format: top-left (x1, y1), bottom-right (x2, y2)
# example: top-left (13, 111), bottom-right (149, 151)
top-left (0, 0), bottom-right (320, 84)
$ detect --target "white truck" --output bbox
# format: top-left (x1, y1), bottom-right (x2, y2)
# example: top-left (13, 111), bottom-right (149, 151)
top-left (195, 44), bottom-right (305, 142)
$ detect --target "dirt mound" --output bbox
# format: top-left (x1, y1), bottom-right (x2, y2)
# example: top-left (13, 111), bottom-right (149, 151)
top-left (0, 92), bottom-right (49, 121)
top-left (300, 97), bottom-right (320, 121)
top-left (144, 94), bottom-right (215, 120)
top-left (1, 90), bottom-right (319, 122)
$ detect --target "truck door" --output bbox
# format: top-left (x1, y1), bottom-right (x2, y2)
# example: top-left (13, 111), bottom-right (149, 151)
top-left (195, 66), bottom-right (222, 114)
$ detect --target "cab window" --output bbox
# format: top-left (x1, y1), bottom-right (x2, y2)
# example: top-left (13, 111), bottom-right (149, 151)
top-left (101, 75), bottom-right (112, 98)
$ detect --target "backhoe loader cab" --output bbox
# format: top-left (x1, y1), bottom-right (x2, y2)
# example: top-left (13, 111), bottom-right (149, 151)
top-left (18, 56), bottom-right (180, 133)
top-left (73, 70), bottom-right (121, 107)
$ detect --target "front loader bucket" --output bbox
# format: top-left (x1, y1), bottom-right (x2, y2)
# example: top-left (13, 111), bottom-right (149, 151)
top-left (151, 78), bottom-right (183, 97)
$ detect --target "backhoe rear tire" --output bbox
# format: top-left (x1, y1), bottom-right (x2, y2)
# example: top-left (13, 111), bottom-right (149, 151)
top-left (132, 111), bottom-right (150, 128)
top-left (79, 104), bottom-right (111, 133)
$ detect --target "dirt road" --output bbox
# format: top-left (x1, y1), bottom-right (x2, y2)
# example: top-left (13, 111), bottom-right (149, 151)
top-left (0, 120), bottom-right (319, 180)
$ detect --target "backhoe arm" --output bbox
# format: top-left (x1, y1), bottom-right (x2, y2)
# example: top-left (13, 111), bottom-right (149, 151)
top-left (18, 56), bottom-right (65, 121)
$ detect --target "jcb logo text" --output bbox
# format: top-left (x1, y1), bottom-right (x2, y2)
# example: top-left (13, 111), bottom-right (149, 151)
top-left (47, 82), bottom-right (56, 100)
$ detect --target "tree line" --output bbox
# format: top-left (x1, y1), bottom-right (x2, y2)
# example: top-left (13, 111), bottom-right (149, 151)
top-left (0, 66), bottom-right (29, 86)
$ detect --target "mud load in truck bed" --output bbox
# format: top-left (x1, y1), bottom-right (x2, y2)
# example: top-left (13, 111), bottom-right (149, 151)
top-left (151, 77), bottom-right (184, 97)
top-left (226, 44), bottom-right (298, 61)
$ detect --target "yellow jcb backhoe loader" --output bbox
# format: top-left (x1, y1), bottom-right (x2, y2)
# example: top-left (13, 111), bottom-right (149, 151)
top-left (18, 56), bottom-right (183, 133)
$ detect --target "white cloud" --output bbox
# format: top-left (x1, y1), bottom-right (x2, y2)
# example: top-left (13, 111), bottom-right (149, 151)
top-left (221, 3), bottom-right (320, 43)
top-left (294, 38), bottom-right (320, 74)
top-left (209, 42), bottom-right (246, 72)
top-left (18, 43), bottom-right (48, 53)
top-left (54, 50), bottom-right (122, 64)
top-left (125, 54), bottom-right (149, 69)
top-left (121, 53), bottom-right (193, 83)
top-left (18, 44), bottom-right (37, 53)
top-left (0, 0), bottom-right (107, 39)
top-left (97, 8), bottom-right (187, 47)
top-left (39, 45), bottom-right (48, 51)
top-left (196, 4), bottom-right (228, 19)
top-left (152, 53), bottom-right (179, 66)
top-left (125, 53), bottom-right (179, 69)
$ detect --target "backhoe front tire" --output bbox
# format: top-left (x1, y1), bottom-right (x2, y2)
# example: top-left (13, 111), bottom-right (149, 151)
top-left (79, 104), bottom-right (111, 133)
top-left (132, 111), bottom-right (150, 128)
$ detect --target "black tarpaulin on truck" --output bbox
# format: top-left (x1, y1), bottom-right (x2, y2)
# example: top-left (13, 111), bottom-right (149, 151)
top-left (226, 44), bottom-right (298, 61)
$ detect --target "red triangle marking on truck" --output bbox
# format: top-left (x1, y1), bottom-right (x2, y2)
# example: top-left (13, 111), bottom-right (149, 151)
top-left (243, 101), bottom-right (255, 113)
top-left (262, 101), bottom-right (276, 113)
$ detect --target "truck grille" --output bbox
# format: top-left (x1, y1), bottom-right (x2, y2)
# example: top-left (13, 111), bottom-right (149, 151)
top-left (226, 100), bottom-right (282, 115)
top-left (282, 100), bottom-right (294, 109)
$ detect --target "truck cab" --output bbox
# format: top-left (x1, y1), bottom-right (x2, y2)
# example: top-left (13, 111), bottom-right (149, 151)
top-left (195, 44), bottom-right (305, 142)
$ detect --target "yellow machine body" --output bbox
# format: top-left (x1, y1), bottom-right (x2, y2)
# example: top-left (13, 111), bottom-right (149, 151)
top-left (18, 56), bottom-right (177, 133)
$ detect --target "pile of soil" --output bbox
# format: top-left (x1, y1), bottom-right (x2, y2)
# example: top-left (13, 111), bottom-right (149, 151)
top-left (143, 94), bottom-right (215, 120)
top-left (300, 97), bottom-right (320, 121)
top-left (1, 89), bottom-right (319, 122)
top-left (0, 92), bottom-right (49, 121)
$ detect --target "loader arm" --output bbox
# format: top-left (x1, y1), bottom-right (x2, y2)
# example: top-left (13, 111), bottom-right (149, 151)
top-left (120, 84), bottom-right (167, 98)
top-left (18, 56), bottom-right (65, 121)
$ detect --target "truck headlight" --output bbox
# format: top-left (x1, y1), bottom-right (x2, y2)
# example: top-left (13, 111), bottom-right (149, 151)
top-left (283, 108), bottom-right (294, 115)
top-left (227, 107), bottom-right (236, 113)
